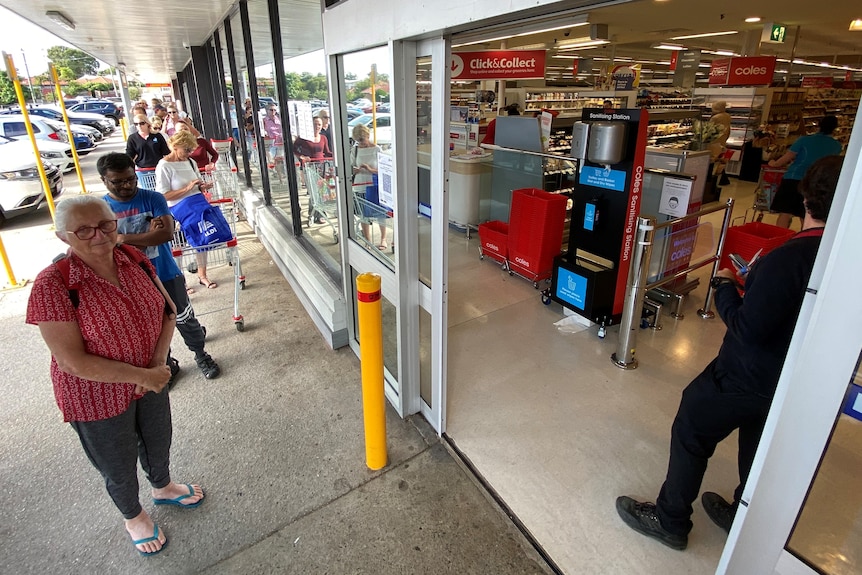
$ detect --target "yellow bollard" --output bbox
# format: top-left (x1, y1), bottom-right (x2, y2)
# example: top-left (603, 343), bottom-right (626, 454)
top-left (0, 235), bottom-right (27, 290)
top-left (2, 51), bottom-right (56, 223)
top-left (120, 117), bottom-right (128, 141)
top-left (356, 272), bottom-right (387, 470)
top-left (49, 63), bottom-right (87, 194)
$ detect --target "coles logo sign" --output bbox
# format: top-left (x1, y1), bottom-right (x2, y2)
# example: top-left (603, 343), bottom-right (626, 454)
top-left (451, 50), bottom-right (546, 80)
top-left (709, 56), bottom-right (776, 86)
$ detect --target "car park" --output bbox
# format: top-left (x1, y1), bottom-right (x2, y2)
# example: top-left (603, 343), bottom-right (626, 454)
top-left (0, 134), bottom-right (64, 227)
top-left (347, 113), bottom-right (392, 147)
top-left (67, 100), bottom-right (120, 124)
top-left (21, 106), bottom-right (114, 136)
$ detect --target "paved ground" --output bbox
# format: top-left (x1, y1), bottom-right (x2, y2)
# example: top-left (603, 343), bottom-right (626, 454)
top-left (0, 134), bottom-right (553, 575)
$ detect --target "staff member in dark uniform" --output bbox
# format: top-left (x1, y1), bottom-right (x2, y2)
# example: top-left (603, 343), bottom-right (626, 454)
top-left (126, 114), bottom-right (170, 188)
top-left (615, 155), bottom-right (843, 550)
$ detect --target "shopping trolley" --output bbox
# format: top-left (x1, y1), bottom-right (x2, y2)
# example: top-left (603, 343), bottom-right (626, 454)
top-left (209, 138), bottom-right (240, 201)
top-left (303, 159), bottom-right (339, 242)
top-left (135, 167), bottom-right (157, 190)
top-left (751, 166), bottom-right (785, 222)
top-left (170, 197), bottom-right (247, 332)
top-left (353, 183), bottom-right (393, 252)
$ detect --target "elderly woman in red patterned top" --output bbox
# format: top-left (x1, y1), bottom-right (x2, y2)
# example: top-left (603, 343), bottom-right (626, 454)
top-left (26, 195), bottom-right (205, 557)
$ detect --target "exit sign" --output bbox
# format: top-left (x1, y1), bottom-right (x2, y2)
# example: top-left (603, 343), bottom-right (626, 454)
top-left (762, 22), bottom-right (787, 43)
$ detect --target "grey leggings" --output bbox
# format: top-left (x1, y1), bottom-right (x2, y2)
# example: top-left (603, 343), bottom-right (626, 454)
top-left (70, 389), bottom-right (173, 519)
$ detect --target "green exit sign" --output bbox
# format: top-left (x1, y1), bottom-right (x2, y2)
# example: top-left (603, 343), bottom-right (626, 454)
top-left (762, 22), bottom-right (787, 43)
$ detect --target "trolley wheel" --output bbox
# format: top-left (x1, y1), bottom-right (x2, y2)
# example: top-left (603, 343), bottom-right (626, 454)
top-left (235, 320), bottom-right (245, 332)
top-left (533, 281), bottom-right (540, 289)
top-left (541, 289), bottom-right (552, 306)
top-left (333, 232), bottom-right (339, 244)
top-left (187, 262), bottom-right (198, 274)
top-left (239, 280), bottom-right (246, 290)
top-left (508, 270), bottom-right (514, 276)
top-left (479, 254), bottom-right (484, 260)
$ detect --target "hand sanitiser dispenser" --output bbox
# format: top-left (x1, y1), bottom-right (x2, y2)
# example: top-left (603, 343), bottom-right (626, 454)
top-left (587, 121), bottom-right (627, 166)
top-left (570, 122), bottom-right (590, 160)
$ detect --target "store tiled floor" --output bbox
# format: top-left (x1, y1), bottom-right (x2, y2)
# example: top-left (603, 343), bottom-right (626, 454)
top-left (445, 178), bottom-right (776, 573)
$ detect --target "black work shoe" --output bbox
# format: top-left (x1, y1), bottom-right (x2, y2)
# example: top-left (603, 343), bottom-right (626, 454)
top-left (167, 357), bottom-right (180, 388)
top-left (702, 492), bottom-right (736, 533)
top-left (195, 353), bottom-right (221, 379)
top-left (616, 496), bottom-right (688, 550)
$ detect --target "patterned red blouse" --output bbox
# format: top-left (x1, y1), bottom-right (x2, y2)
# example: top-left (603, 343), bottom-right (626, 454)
top-left (26, 247), bottom-right (165, 422)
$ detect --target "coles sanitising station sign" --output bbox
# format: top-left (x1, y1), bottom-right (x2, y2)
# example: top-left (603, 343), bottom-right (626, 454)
top-left (709, 56), bottom-right (776, 86)
top-left (451, 50), bottom-right (546, 80)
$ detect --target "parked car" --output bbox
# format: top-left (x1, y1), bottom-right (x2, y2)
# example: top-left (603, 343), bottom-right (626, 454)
top-left (257, 97), bottom-right (278, 110)
top-left (0, 114), bottom-right (69, 144)
top-left (67, 100), bottom-right (120, 124)
top-left (347, 113), bottom-right (392, 146)
top-left (0, 134), bottom-right (64, 227)
top-left (43, 119), bottom-right (96, 155)
top-left (22, 106), bottom-right (114, 136)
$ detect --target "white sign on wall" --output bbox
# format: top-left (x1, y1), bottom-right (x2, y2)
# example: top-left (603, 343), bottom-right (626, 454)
top-left (658, 177), bottom-right (693, 218)
top-left (286, 100), bottom-right (315, 140)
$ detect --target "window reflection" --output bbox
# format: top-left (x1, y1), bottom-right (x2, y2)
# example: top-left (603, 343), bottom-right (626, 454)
top-left (343, 47), bottom-right (395, 266)
top-left (785, 349), bottom-right (862, 574)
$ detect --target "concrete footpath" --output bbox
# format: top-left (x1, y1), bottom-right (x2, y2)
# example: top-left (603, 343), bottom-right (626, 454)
top-left (0, 147), bottom-right (553, 574)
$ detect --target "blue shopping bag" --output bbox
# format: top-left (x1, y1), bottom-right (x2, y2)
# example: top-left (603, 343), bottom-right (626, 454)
top-left (171, 193), bottom-right (233, 247)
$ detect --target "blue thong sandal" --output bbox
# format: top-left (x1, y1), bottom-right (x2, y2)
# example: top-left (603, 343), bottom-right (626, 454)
top-left (153, 483), bottom-right (205, 508)
top-left (133, 523), bottom-right (167, 557)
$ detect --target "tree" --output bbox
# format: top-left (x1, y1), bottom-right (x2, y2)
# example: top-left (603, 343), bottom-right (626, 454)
top-left (0, 71), bottom-right (33, 105)
top-left (46, 46), bottom-right (99, 78)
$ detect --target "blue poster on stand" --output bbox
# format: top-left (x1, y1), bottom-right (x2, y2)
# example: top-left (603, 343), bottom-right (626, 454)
top-left (584, 203), bottom-right (596, 231)
top-left (556, 268), bottom-right (588, 310)
top-left (579, 166), bottom-right (626, 192)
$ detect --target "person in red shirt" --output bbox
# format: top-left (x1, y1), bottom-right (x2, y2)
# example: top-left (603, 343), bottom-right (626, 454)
top-left (294, 116), bottom-right (332, 224)
top-left (26, 195), bottom-right (205, 557)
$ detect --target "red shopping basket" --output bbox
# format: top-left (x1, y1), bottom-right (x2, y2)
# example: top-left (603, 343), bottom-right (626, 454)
top-left (507, 188), bottom-right (568, 281)
top-left (719, 222), bottom-right (795, 272)
top-left (478, 221), bottom-right (508, 264)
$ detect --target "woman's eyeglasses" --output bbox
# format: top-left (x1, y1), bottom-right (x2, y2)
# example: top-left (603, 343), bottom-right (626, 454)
top-left (68, 220), bottom-right (118, 240)
top-left (133, 122), bottom-right (149, 126)
top-left (168, 111), bottom-right (179, 115)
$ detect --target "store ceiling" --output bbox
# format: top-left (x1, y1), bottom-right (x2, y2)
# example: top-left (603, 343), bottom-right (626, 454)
top-left (1, 0), bottom-right (859, 84)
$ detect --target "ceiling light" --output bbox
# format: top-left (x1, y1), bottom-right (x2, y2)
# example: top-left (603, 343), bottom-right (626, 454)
top-left (745, 17), bottom-right (762, 23)
top-left (670, 30), bottom-right (738, 40)
top-left (46, 10), bottom-right (75, 31)
top-left (653, 44), bottom-right (685, 50)
top-left (513, 21), bottom-right (589, 37)
top-left (555, 40), bottom-right (610, 50)
top-left (850, 19), bottom-right (862, 31)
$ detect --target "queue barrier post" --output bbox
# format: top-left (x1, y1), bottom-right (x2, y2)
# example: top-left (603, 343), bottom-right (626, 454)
top-left (356, 272), bottom-right (387, 470)
top-left (612, 216), bottom-right (655, 370)
top-left (0, 235), bottom-right (27, 290)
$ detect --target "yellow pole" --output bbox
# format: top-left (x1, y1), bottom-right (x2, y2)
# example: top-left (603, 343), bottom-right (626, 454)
top-left (356, 272), bottom-right (387, 470)
top-left (370, 64), bottom-right (377, 145)
top-left (0, 235), bottom-right (27, 290)
top-left (2, 51), bottom-right (56, 223)
top-left (49, 63), bottom-right (87, 194)
top-left (120, 117), bottom-right (128, 140)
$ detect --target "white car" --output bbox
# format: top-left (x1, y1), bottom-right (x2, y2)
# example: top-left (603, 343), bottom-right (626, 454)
top-left (0, 116), bottom-right (75, 172)
top-left (347, 113), bottom-right (392, 147)
top-left (0, 114), bottom-right (69, 144)
top-left (0, 135), bottom-right (64, 227)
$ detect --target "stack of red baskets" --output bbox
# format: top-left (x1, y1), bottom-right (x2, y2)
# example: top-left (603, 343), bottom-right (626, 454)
top-left (719, 221), bottom-right (795, 272)
top-left (506, 188), bottom-right (568, 283)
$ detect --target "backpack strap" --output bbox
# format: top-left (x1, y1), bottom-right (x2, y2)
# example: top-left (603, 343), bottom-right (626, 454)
top-left (52, 253), bottom-right (79, 308)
